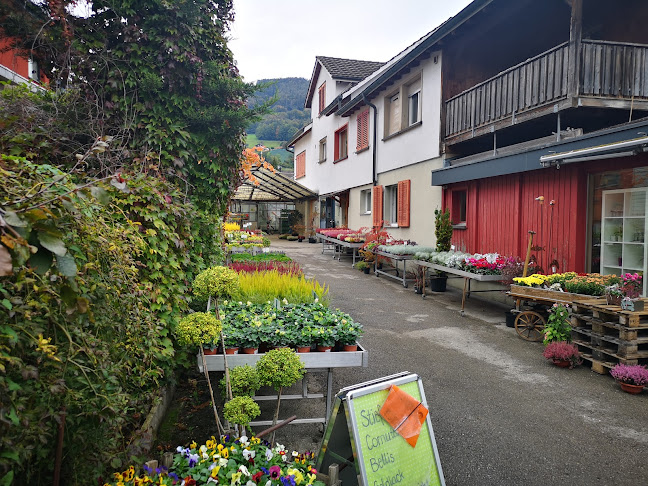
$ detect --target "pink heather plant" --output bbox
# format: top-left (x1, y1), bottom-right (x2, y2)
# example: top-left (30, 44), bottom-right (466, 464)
top-left (543, 341), bottom-right (581, 367)
top-left (621, 273), bottom-right (643, 299)
top-left (610, 364), bottom-right (648, 386)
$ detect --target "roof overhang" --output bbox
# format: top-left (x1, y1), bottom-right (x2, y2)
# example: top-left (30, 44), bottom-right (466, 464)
top-left (431, 118), bottom-right (648, 186)
top-left (287, 124), bottom-right (312, 147)
top-left (232, 167), bottom-right (317, 202)
top-left (336, 0), bottom-right (493, 117)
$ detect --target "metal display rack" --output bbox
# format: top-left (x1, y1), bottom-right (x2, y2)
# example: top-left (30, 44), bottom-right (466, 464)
top-left (198, 345), bottom-right (369, 426)
top-left (317, 234), bottom-right (364, 266)
top-left (373, 250), bottom-right (414, 287)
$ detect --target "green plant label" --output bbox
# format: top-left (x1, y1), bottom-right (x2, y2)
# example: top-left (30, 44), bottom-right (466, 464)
top-left (349, 380), bottom-right (443, 486)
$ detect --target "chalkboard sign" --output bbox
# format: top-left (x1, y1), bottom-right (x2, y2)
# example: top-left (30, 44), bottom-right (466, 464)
top-left (317, 372), bottom-right (445, 486)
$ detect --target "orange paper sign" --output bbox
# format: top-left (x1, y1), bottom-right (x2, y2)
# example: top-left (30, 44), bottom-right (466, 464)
top-left (379, 384), bottom-right (429, 447)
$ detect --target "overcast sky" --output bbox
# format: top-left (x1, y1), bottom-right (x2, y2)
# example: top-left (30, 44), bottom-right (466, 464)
top-left (229, 0), bottom-right (473, 83)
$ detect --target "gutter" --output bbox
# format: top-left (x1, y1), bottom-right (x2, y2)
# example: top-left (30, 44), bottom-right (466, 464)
top-left (362, 93), bottom-right (378, 186)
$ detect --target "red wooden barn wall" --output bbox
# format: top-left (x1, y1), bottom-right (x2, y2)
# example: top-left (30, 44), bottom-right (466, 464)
top-left (448, 165), bottom-right (586, 273)
top-left (446, 154), bottom-right (648, 274)
top-left (0, 39), bottom-right (29, 79)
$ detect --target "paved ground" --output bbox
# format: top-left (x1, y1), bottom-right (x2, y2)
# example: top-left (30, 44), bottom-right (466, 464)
top-left (266, 238), bottom-right (648, 486)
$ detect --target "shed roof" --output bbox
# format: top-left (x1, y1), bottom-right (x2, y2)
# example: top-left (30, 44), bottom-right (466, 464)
top-left (232, 167), bottom-right (316, 201)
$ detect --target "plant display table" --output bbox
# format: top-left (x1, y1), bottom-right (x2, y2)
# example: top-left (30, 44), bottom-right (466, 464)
top-left (198, 345), bottom-right (369, 426)
top-left (373, 250), bottom-right (414, 287)
top-left (317, 234), bottom-right (363, 266)
top-left (571, 298), bottom-right (648, 374)
top-left (413, 260), bottom-right (504, 315)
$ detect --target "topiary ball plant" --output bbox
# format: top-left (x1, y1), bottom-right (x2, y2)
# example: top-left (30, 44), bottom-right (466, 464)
top-left (256, 348), bottom-right (305, 390)
top-left (193, 266), bottom-right (240, 301)
top-left (175, 312), bottom-right (222, 347)
top-left (223, 396), bottom-right (261, 434)
top-left (220, 365), bottom-right (261, 398)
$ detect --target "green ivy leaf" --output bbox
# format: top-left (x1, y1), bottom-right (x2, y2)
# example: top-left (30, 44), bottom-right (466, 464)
top-left (56, 254), bottom-right (78, 277)
top-left (90, 186), bottom-right (110, 205)
top-left (38, 232), bottom-right (67, 256)
top-left (0, 471), bottom-right (14, 486)
top-left (7, 408), bottom-right (19, 426)
top-left (1, 299), bottom-right (12, 310)
top-left (3, 210), bottom-right (28, 227)
top-left (28, 248), bottom-right (53, 275)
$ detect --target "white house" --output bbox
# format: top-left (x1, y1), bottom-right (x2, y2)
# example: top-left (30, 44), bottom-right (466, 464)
top-left (290, 34), bottom-right (447, 244)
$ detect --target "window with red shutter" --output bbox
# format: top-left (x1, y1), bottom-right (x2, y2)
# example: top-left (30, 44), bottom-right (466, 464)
top-left (318, 82), bottom-right (326, 115)
top-left (356, 109), bottom-right (369, 151)
top-left (334, 125), bottom-right (348, 162)
top-left (397, 180), bottom-right (411, 227)
top-left (372, 185), bottom-right (383, 228)
top-left (296, 151), bottom-right (306, 179)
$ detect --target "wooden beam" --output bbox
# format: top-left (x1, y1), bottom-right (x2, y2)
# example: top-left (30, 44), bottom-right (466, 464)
top-left (567, 0), bottom-right (583, 98)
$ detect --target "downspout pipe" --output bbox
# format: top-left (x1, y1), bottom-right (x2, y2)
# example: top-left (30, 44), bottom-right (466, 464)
top-left (362, 93), bottom-right (378, 186)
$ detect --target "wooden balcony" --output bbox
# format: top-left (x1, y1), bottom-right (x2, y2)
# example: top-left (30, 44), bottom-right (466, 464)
top-left (445, 40), bottom-right (648, 144)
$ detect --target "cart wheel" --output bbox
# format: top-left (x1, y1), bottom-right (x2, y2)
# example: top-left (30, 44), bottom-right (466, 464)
top-left (514, 311), bottom-right (546, 342)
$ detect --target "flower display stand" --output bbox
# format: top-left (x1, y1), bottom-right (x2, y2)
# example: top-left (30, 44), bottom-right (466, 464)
top-left (197, 344), bottom-right (369, 426)
top-left (571, 298), bottom-right (648, 374)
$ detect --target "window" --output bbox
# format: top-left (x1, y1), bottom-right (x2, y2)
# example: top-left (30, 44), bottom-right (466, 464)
top-left (384, 74), bottom-right (422, 138)
top-left (319, 137), bottom-right (327, 163)
top-left (360, 189), bottom-right (372, 214)
top-left (28, 57), bottom-right (39, 82)
top-left (318, 82), bottom-right (326, 115)
top-left (406, 78), bottom-right (421, 127)
top-left (397, 180), bottom-right (411, 227)
top-left (452, 189), bottom-right (467, 225)
top-left (385, 184), bottom-right (398, 226)
top-left (334, 125), bottom-right (348, 162)
top-left (356, 109), bottom-right (369, 151)
top-left (295, 151), bottom-right (306, 179)
top-left (386, 94), bottom-right (401, 136)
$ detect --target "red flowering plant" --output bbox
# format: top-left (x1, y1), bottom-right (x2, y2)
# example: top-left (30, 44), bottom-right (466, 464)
top-left (228, 261), bottom-right (303, 276)
top-left (621, 272), bottom-right (643, 299)
top-left (610, 364), bottom-right (648, 386)
top-left (462, 253), bottom-right (513, 275)
top-left (542, 341), bottom-right (581, 368)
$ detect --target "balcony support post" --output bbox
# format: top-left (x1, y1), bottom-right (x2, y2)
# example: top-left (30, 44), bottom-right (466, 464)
top-left (567, 0), bottom-right (583, 100)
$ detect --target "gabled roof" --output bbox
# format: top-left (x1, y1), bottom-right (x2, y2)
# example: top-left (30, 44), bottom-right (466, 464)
top-left (305, 56), bottom-right (384, 108)
top-left (232, 167), bottom-right (317, 201)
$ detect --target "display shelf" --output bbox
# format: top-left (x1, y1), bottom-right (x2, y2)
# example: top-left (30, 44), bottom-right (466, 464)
top-left (601, 188), bottom-right (647, 295)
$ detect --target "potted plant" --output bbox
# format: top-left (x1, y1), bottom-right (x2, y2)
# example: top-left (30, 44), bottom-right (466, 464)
top-left (313, 325), bottom-right (336, 352)
top-left (256, 348), bottom-right (305, 440)
top-left (620, 273), bottom-right (644, 311)
top-left (542, 341), bottom-right (581, 368)
top-left (431, 208), bottom-right (453, 291)
top-left (175, 312), bottom-right (222, 351)
top-left (291, 326), bottom-right (315, 352)
top-left (610, 364), bottom-right (648, 394)
top-left (336, 319), bottom-right (363, 351)
top-left (605, 283), bottom-right (624, 306)
top-left (543, 303), bottom-right (572, 344)
top-left (223, 396), bottom-right (261, 436)
top-left (219, 365), bottom-right (261, 398)
top-left (355, 261), bottom-right (370, 274)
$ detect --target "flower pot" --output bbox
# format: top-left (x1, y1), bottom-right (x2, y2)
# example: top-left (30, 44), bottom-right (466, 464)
top-left (619, 382), bottom-right (644, 394)
top-left (317, 345), bottom-right (333, 352)
top-left (505, 311), bottom-right (516, 328)
top-left (428, 276), bottom-right (447, 292)
top-left (606, 294), bottom-right (622, 306)
top-left (552, 359), bottom-right (571, 368)
top-left (296, 346), bottom-right (312, 353)
top-left (363, 267), bottom-right (370, 274)
top-left (308, 237), bottom-right (317, 243)
top-left (621, 299), bottom-right (645, 312)
top-left (224, 347), bottom-right (239, 355)
top-left (342, 344), bottom-right (358, 352)
top-left (203, 348), bottom-right (219, 355)
top-left (241, 347), bottom-right (258, 354)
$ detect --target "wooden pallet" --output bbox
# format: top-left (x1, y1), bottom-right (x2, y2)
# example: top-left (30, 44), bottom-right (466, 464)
top-left (571, 298), bottom-right (648, 327)
top-left (572, 328), bottom-right (648, 358)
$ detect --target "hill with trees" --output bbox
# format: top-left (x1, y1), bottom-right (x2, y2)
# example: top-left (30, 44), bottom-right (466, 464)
top-left (247, 78), bottom-right (311, 157)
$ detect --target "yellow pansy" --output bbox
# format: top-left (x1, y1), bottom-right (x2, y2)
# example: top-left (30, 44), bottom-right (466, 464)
top-left (190, 441), bottom-right (198, 449)
top-left (231, 471), bottom-right (242, 485)
top-left (211, 465), bottom-right (221, 478)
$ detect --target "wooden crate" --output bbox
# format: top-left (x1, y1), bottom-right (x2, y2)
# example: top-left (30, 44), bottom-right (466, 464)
top-left (508, 285), bottom-right (593, 305)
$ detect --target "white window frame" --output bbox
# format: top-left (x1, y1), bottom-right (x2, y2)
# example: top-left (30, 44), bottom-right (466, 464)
top-left (408, 89), bottom-right (420, 126)
top-left (384, 184), bottom-right (398, 227)
top-left (360, 189), bottom-right (372, 214)
top-left (319, 137), bottom-right (327, 163)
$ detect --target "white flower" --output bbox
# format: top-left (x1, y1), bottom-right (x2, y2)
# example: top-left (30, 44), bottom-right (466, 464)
top-left (239, 435), bottom-right (249, 445)
top-left (292, 451), bottom-right (299, 457)
top-left (265, 449), bottom-right (274, 461)
top-left (202, 452), bottom-right (209, 460)
top-left (176, 446), bottom-right (184, 453)
top-left (281, 454), bottom-right (288, 462)
top-left (239, 465), bottom-right (250, 476)
top-left (282, 298), bottom-right (288, 304)
top-left (314, 298), bottom-right (319, 303)
top-left (219, 457), bottom-right (228, 467)
top-left (200, 445), bottom-right (208, 454)
top-left (242, 449), bottom-right (256, 460)
top-left (265, 481), bottom-right (272, 486)
top-left (246, 482), bottom-right (255, 486)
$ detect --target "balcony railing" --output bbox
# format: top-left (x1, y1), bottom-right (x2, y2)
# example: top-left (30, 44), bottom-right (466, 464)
top-left (445, 40), bottom-right (648, 141)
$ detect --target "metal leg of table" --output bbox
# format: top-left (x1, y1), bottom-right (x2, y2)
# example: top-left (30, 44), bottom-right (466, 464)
top-left (325, 368), bottom-right (333, 425)
top-left (460, 277), bottom-right (469, 316)
top-left (352, 249), bottom-right (357, 267)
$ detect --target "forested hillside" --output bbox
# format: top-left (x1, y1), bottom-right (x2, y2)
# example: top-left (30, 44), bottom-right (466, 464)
top-left (248, 77), bottom-right (310, 142)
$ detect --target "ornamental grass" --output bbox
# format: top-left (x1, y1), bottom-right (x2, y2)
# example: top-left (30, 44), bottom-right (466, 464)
top-left (235, 270), bottom-right (329, 305)
top-left (228, 260), bottom-right (303, 276)
top-left (230, 252), bottom-right (292, 262)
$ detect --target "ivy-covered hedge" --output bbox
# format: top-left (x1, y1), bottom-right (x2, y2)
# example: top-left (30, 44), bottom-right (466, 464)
top-left (0, 157), bottom-right (223, 484)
